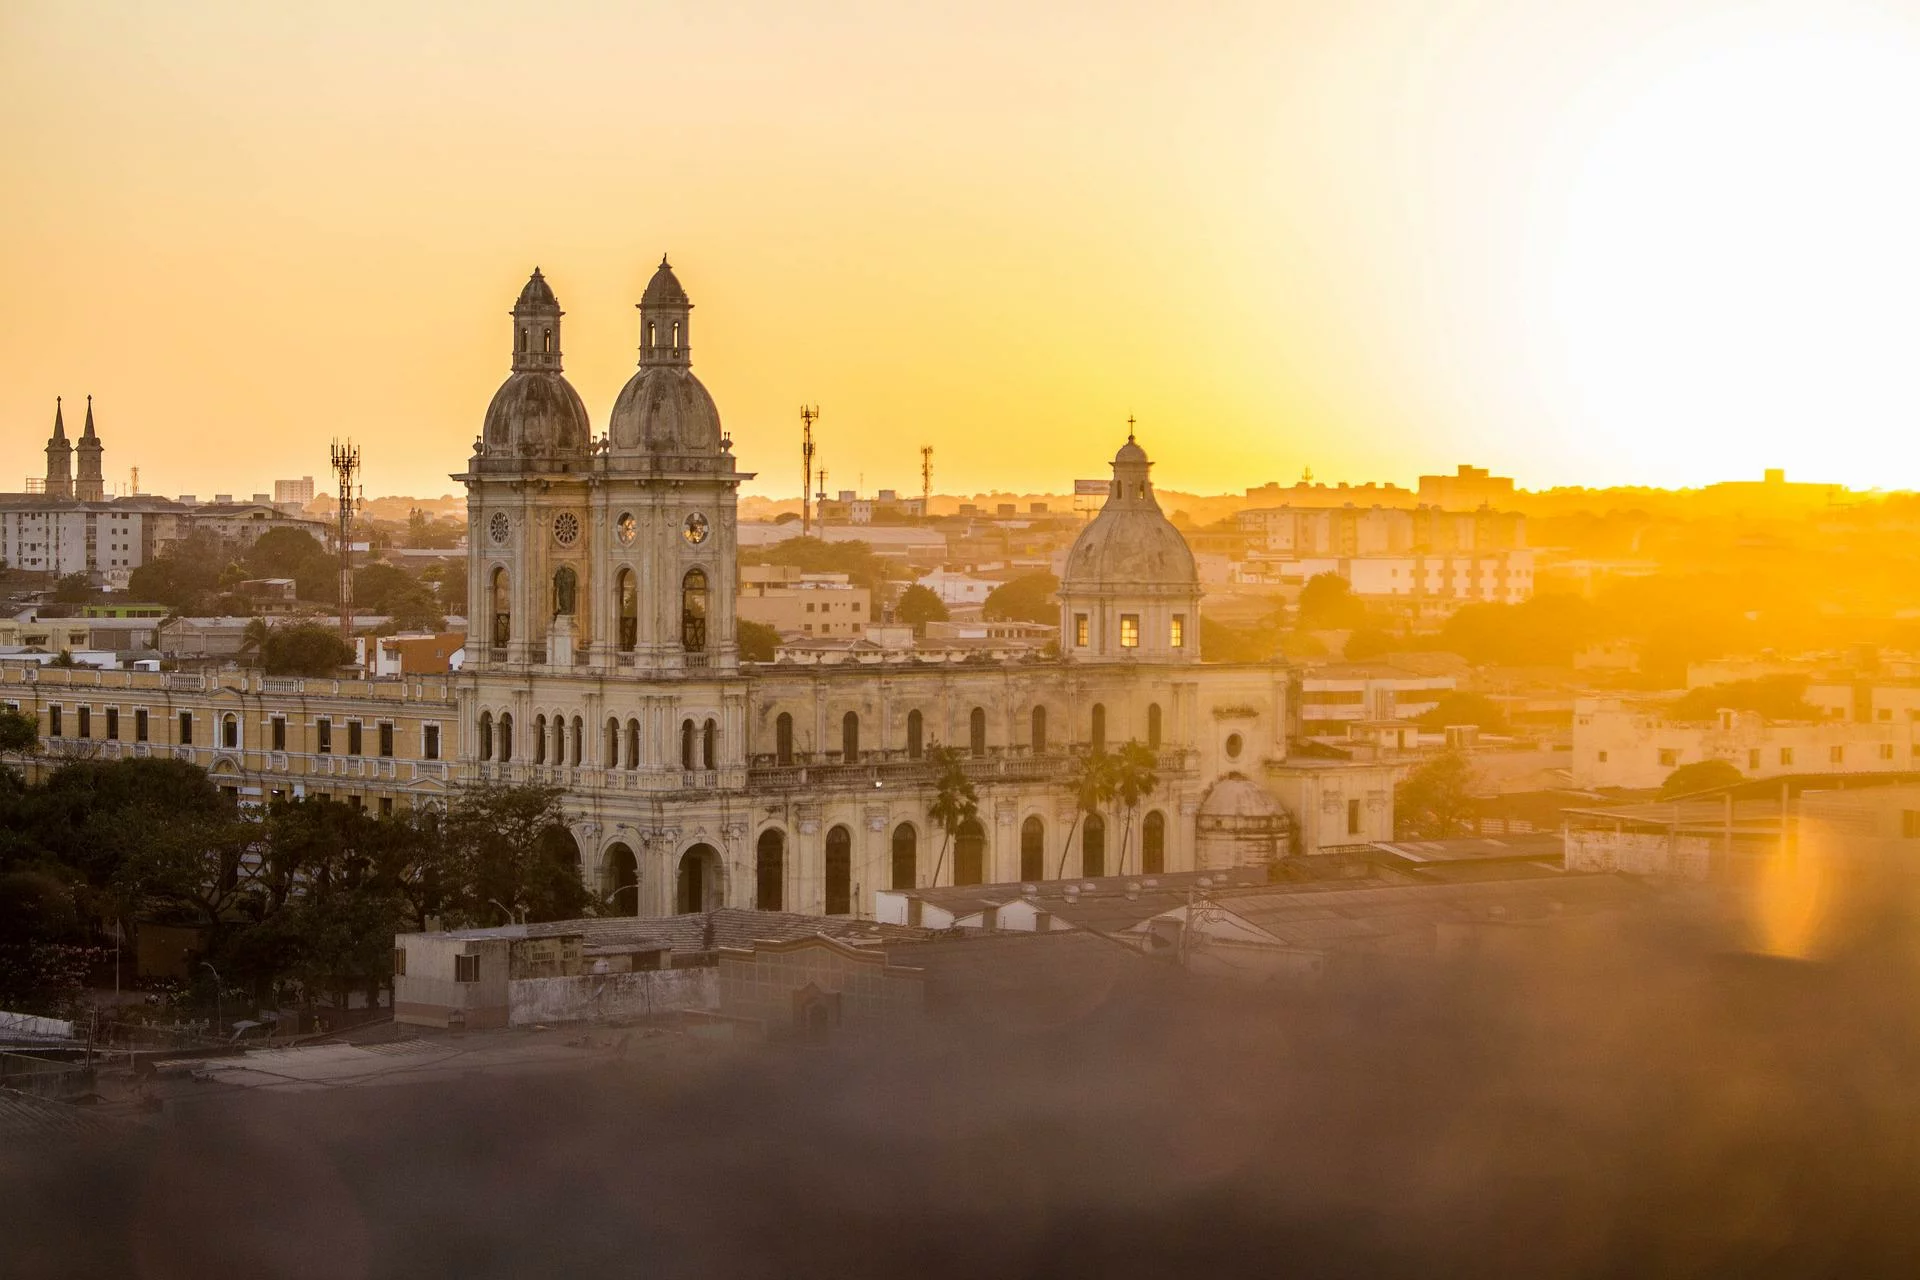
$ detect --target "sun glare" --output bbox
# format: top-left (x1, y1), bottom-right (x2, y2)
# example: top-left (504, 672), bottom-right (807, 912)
top-left (1541, 24), bottom-right (1920, 485)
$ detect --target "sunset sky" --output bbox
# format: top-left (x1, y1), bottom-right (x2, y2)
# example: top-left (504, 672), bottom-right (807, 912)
top-left (6, 0), bottom-right (1920, 501)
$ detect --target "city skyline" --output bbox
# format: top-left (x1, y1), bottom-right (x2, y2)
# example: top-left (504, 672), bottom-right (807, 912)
top-left (8, 1), bottom-right (1920, 498)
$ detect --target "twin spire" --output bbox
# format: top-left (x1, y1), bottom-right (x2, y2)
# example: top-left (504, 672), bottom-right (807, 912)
top-left (506, 257), bottom-right (694, 375)
top-left (44, 395), bottom-right (103, 501)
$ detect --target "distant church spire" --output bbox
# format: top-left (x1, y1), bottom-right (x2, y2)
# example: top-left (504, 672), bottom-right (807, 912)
top-left (76, 394), bottom-right (104, 502)
top-left (509, 267), bottom-right (564, 374)
top-left (636, 253), bottom-right (693, 368)
top-left (44, 397), bottom-right (73, 500)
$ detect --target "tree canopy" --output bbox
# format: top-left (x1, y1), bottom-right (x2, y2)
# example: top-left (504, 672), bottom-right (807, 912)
top-left (1667, 677), bottom-right (1818, 724)
top-left (1297, 573), bottom-right (1367, 631)
top-left (896, 584), bottom-right (949, 630)
top-left (982, 572), bottom-right (1059, 624)
top-left (1659, 758), bottom-right (1745, 799)
top-left (737, 619), bottom-right (779, 662)
top-left (1394, 749), bottom-right (1478, 839)
top-left (260, 623), bottom-right (356, 676)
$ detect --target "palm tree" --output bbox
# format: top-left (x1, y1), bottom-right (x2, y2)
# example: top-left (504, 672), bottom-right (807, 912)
top-left (925, 744), bottom-right (979, 886)
top-left (1056, 747), bottom-right (1115, 878)
top-left (1109, 740), bottom-right (1160, 877)
top-left (239, 617), bottom-right (273, 665)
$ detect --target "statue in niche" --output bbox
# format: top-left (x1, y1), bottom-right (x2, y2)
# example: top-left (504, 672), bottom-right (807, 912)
top-left (553, 566), bottom-right (577, 616)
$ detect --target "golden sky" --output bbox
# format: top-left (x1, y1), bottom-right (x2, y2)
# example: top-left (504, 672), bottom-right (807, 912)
top-left (6, 0), bottom-right (1920, 501)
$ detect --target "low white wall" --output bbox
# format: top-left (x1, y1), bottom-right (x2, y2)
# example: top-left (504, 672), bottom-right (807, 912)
top-left (507, 967), bottom-right (718, 1027)
top-left (1565, 830), bottom-right (1713, 880)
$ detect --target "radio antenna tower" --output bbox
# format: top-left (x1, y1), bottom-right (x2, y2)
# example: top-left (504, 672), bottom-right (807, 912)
top-left (920, 445), bottom-right (933, 518)
top-left (799, 405), bottom-right (819, 537)
top-left (816, 467), bottom-right (828, 524)
top-left (331, 439), bottom-right (360, 640)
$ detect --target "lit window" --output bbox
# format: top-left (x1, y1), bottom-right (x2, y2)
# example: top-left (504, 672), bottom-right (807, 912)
top-left (1170, 614), bottom-right (1185, 648)
top-left (1120, 615), bottom-right (1140, 648)
top-left (1074, 614), bottom-right (1089, 646)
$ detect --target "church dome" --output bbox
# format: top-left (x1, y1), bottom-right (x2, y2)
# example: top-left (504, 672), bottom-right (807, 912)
top-left (608, 365), bottom-right (723, 455)
top-left (516, 267), bottom-right (558, 309)
top-left (642, 256), bottom-right (690, 307)
top-left (482, 371), bottom-right (591, 454)
top-left (1197, 774), bottom-right (1288, 822)
top-left (1061, 437), bottom-right (1197, 594)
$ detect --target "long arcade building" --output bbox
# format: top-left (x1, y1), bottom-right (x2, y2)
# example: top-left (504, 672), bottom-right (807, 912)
top-left (3, 261), bottom-right (1395, 918)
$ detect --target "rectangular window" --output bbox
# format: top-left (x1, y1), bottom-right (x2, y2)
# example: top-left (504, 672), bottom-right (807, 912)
top-left (1657, 748), bottom-right (1678, 767)
top-left (270, 717), bottom-right (286, 751)
top-left (378, 722), bottom-right (394, 758)
top-left (455, 953), bottom-right (480, 983)
top-left (105, 708), bottom-right (118, 741)
top-left (1170, 614), bottom-right (1185, 648)
top-left (1748, 748), bottom-right (1760, 770)
top-left (379, 796), bottom-right (394, 818)
top-left (1831, 745), bottom-right (1845, 764)
top-left (348, 720), bottom-right (363, 756)
top-left (1347, 797), bottom-right (1362, 835)
top-left (48, 705), bottom-right (62, 737)
top-left (423, 724), bottom-right (440, 760)
top-left (1780, 747), bottom-right (1794, 766)
top-left (393, 948), bottom-right (407, 977)
top-left (349, 795), bottom-right (364, 811)
top-left (1597, 750), bottom-right (1608, 763)
top-left (77, 706), bottom-right (90, 738)
top-left (179, 711), bottom-right (193, 745)
top-left (1882, 743), bottom-right (1895, 761)
top-left (1075, 614), bottom-right (1089, 647)
top-left (135, 708), bottom-right (148, 742)
top-left (1119, 614), bottom-right (1140, 649)
top-left (316, 719), bottom-right (332, 754)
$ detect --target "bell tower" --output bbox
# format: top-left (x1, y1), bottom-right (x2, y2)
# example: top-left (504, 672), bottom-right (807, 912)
top-left (76, 396), bottom-right (104, 502)
top-left (44, 399), bottom-right (72, 500)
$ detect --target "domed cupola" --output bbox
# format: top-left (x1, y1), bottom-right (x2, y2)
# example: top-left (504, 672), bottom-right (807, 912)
top-left (608, 255), bottom-right (726, 462)
top-left (1059, 427), bottom-right (1201, 663)
top-left (479, 268), bottom-right (592, 463)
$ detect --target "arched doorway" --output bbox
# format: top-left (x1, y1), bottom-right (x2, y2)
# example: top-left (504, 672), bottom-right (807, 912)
top-left (954, 817), bottom-right (986, 886)
top-left (842, 711), bottom-right (860, 762)
top-left (1083, 813), bottom-right (1106, 877)
top-left (603, 843), bottom-right (639, 916)
top-left (756, 829), bottom-right (785, 911)
top-left (825, 825), bottom-right (853, 914)
top-left (1142, 810), bottom-right (1166, 875)
top-left (677, 844), bottom-right (720, 914)
top-left (890, 823), bottom-right (917, 890)
top-left (1020, 815), bottom-right (1045, 882)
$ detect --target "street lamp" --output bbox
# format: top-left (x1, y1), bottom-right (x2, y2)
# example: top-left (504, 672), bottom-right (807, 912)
top-left (487, 898), bottom-right (524, 925)
top-left (201, 961), bottom-right (222, 1041)
top-left (610, 882), bottom-right (641, 916)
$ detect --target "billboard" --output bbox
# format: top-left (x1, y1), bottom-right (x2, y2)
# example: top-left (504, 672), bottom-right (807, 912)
top-left (1073, 479), bottom-right (1110, 496)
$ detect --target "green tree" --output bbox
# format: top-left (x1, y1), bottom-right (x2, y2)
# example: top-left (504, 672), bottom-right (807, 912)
top-left (245, 527), bottom-right (326, 578)
top-left (1668, 677), bottom-right (1817, 723)
top-left (438, 783), bottom-right (589, 924)
top-left (51, 572), bottom-right (93, 604)
top-left (740, 536), bottom-right (889, 593)
top-left (1057, 749), bottom-right (1117, 877)
top-left (1201, 608), bottom-right (1288, 663)
top-left (1108, 740), bottom-right (1160, 877)
top-left (1659, 758), bottom-right (1744, 799)
top-left (925, 744), bottom-right (980, 886)
top-left (982, 572), bottom-right (1059, 624)
top-left (1298, 573), bottom-right (1367, 630)
top-left (0, 707), bottom-right (39, 759)
top-left (352, 562), bottom-right (417, 614)
top-left (1394, 749), bottom-right (1478, 839)
top-left (239, 617), bottom-right (273, 664)
top-left (128, 532), bottom-right (225, 611)
top-left (385, 582), bottom-right (447, 632)
top-left (895, 583), bottom-right (949, 631)
top-left (1414, 691), bottom-right (1510, 734)
top-left (738, 619), bottom-right (779, 663)
top-left (261, 622), bottom-right (355, 676)
top-left (1343, 627), bottom-right (1398, 661)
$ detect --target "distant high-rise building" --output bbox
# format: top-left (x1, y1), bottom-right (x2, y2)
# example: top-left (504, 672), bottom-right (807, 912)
top-left (275, 476), bottom-right (316, 508)
top-left (1416, 464), bottom-right (1515, 511)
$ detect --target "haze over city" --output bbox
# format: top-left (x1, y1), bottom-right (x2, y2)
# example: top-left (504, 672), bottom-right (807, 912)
top-left (9, 0), bottom-right (1920, 499)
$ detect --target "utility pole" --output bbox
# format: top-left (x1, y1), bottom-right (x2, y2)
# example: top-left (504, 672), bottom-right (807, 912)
top-left (816, 468), bottom-right (828, 525)
top-left (331, 440), bottom-right (360, 641)
top-left (799, 405), bottom-right (819, 537)
top-left (920, 445), bottom-right (933, 519)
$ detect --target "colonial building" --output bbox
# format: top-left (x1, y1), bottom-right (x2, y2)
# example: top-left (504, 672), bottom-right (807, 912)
top-left (5, 259), bottom-right (1396, 920)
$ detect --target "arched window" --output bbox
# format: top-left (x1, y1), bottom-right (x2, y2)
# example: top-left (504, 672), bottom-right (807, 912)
top-left (517, 327), bottom-right (528, 353)
top-left (605, 718), bottom-right (619, 767)
top-left (825, 825), bottom-right (853, 915)
top-left (702, 718), bottom-right (717, 770)
top-left (891, 823), bottom-right (917, 890)
top-left (647, 320), bottom-right (656, 351)
top-left (969, 707), bottom-right (987, 757)
top-left (1143, 810), bottom-right (1166, 875)
top-left (775, 712), bottom-right (794, 766)
top-left (1091, 703), bottom-right (1106, 753)
top-left (671, 320), bottom-right (681, 350)
top-left (491, 568), bottom-right (511, 651)
top-left (552, 566), bottom-right (576, 617)
top-left (1031, 706), bottom-right (1047, 754)
top-left (756, 829), bottom-right (785, 911)
top-left (625, 718), bottom-right (641, 770)
top-left (498, 713), bottom-right (513, 763)
top-left (842, 711), bottom-right (860, 763)
top-left (954, 818), bottom-right (986, 887)
top-left (551, 717), bottom-right (564, 766)
top-left (682, 569), bottom-right (708, 653)
top-left (1082, 813), bottom-right (1106, 878)
top-left (677, 844), bottom-right (717, 914)
top-left (570, 716), bottom-right (583, 766)
top-left (534, 714), bottom-right (548, 765)
top-left (542, 327), bottom-right (553, 355)
top-left (680, 719), bottom-right (695, 771)
top-left (478, 711), bottom-right (493, 760)
top-left (1021, 815), bottom-right (1046, 882)
top-left (616, 569), bottom-right (637, 651)
top-left (221, 714), bottom-right (238, 749)
top-left (906, 709), bottom-right (923, 759)
top-left (603, 843), bottom-right (638, 916)
top-left (1147, 702), bottom-right (1163, 750)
